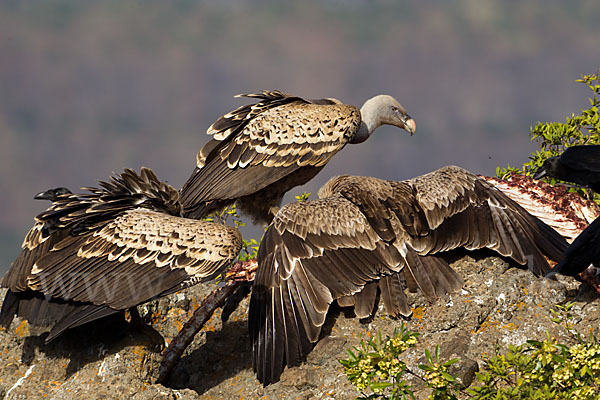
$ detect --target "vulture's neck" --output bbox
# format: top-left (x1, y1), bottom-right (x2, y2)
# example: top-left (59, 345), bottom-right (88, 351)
top-left (350, 100), bottom-right (380, 144)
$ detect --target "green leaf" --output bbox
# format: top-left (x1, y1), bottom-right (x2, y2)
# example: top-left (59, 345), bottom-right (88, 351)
top-left (369, 381), bottom-right (393, 390)
top-left (425, 348), bottom-right (433, 364)
top-left (443, 358), bottom-right (460, 367)
top-left (441, 371), bottom-right (456, 382)
top-left (346, 349), bottom-right (357, 361)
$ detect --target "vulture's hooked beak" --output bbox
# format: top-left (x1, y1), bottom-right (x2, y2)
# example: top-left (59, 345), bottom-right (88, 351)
top-left (403, 116), bottom-right (416, 136)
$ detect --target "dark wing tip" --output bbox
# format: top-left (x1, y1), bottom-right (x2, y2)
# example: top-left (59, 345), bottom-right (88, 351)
top-left (34, 187), bottom-right (73, 201)
top-left (0, 290), bottom-right (19, 328)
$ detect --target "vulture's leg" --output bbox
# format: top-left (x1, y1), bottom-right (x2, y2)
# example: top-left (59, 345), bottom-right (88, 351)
top-left (128, 307), bottom-right (165, 351)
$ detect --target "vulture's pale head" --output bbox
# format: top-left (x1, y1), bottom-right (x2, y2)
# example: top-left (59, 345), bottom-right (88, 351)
top-left (361, 94), bottom-right (416, 136)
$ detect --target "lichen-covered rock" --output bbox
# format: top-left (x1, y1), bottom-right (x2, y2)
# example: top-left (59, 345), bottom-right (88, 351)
top-left (0, 253), bottom-right (597, 399)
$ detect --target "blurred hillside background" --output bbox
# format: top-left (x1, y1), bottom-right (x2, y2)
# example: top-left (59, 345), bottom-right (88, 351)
top-left (0, 0), bottom-right (599, 274)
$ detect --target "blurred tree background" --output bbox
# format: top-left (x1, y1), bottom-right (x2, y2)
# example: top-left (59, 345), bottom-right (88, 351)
top-left (0, 0), bottom-right (599, 273)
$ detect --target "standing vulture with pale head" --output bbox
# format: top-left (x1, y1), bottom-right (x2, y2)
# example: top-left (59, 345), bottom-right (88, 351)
top-left (1, 168), bottom-right (242, 342)
top-left (179, 90), bottom-right (416, 223)
top-left (249, 166), bottom-right (569, 385)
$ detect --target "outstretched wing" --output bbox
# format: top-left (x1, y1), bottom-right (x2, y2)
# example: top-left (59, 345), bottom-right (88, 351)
top-left (249, 196), bottom-right (395, 385)
top-left (249, 166), bottom-right (568, 385)
top-left (329, 167), bottom-right (567, 274)
top-left (248, 194), bottom-right (461, 385)
top-left (180, 91), bottom-right (361, 218)
top-left (402, 166), bottom-right (567, 273)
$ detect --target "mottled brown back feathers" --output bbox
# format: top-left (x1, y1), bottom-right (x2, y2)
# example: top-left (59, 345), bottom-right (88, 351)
top-left (180, 91), bottom-right (361, 222)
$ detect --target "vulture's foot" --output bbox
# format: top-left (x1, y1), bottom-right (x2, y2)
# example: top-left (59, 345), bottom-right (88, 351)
top-left (127, 307), bottom-right (165, 351)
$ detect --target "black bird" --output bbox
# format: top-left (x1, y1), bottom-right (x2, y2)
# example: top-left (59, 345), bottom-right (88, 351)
top-left (545, 217), bottom-right (600, 278)
top-left (533, 145), bottom-right (600, 192)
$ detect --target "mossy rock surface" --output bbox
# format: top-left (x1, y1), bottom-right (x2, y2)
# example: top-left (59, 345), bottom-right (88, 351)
top-left (0, 253), bottom-right (596, 399)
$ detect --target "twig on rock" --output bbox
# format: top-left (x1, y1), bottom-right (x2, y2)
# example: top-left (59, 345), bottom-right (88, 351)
top-left (157, 259), bottom-right (257, 384)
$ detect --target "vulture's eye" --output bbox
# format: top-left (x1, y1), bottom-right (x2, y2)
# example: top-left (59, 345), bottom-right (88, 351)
top-left (391, 106), bottom-right (399, 113)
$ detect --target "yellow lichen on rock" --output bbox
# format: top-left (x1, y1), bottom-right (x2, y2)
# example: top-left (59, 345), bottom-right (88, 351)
top-left (15, 320), bottom-right (29, 337)
top-left (412, 306), bottom-right (425, 320)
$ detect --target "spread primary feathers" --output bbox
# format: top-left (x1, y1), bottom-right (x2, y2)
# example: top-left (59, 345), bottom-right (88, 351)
top-left (249, 165), bottom-right (568, 385)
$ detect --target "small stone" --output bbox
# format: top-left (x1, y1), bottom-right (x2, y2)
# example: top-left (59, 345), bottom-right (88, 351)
top-left (448, 357), bottom-right (479, 387)
top-left (307, 336), bottom-right (348, 365)
top-left (279, 366), bottom-right (318, 389)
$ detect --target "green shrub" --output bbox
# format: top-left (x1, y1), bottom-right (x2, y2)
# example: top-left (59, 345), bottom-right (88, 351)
top-left (468, 303), bottom-right (600, 399)
top-left (202, 203), bottom-right (246, 228)
top-left (339, 326), bottom-right (461, 400)
top-left (295, 192), bottom-right (311, 202)
top-left (418, 346), bottom-right (461, 400)
top-left (496, 71), bottom-right (600, 202)
top-left (340, 327), bottom-right (419, 399)
top-left (341, 303), bottom-right (600, 399)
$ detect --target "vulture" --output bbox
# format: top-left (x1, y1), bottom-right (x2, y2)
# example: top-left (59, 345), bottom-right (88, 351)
top-left (249, 165), bottom-right (569, 385)
top-left (533, 145), bottom-right (600, 192)
top-left (179, 90), bottom-right (416, 224)
top-left (0, 168), bottom-right (242, 342)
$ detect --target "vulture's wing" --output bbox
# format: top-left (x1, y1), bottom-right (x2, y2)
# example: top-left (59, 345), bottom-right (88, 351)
top-left (325, 166), bottom-right (566, 275)
top-left (3, 167), bottom-right (181, 292)
top-left (7, 209), bottom-right (241, 341)
top-left (1, 168), bottom-right (242, 340)
top-left (249, 196), bottom-right (397, 385)
top-left (401, 166), bottom-right (568, 274)
top-left (26, 209), bottom-right (242, 308)
top-left (249, 166), bottom-right (568, 385)
top-left (180, 91), bottom-right (360, 218)
top-left (249, 192), bottom-right (461, 385)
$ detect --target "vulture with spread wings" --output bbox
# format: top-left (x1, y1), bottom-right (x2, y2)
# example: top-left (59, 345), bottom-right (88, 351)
top-left (249, 165), bottom-right (568, 385)
top-left (179, 90), bottom-right (416, 224)
top-left (1, 168), bottom-right (242, 342)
